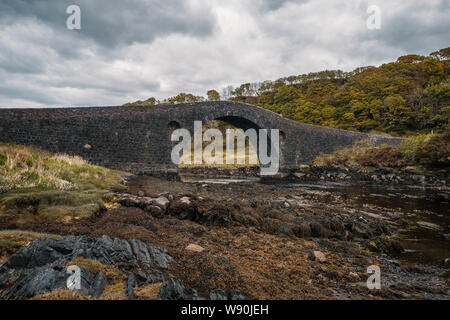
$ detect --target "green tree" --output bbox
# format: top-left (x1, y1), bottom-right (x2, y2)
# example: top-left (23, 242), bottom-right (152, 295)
top-left (207, 90), bottom-right (220, 101)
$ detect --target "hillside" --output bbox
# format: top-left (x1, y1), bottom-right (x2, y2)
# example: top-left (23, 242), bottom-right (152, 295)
top-left (126, 47), bottom-right (449, 136)
top-left (0, 143), bottom-right (129, 222)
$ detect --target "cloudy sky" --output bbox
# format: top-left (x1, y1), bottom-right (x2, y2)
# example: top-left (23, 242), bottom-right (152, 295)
top-left (0, 0), bottom-right (448, 108)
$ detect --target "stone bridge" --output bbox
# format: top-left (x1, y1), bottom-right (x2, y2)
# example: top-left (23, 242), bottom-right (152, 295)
top-left (0, 101), bottom-right (401, 176)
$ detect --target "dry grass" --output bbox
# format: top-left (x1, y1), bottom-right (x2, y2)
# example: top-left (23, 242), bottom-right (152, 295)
top-left (0, 230), bottom-right (60, 260)
top-left (98, 283), bottom-right (128, 300)
top-left (178, 120), bottom-right (260, 169)
top-left (312, 140), bottom-right (403, 168)
top-left (29, 257), bottom-right (129, 300)
top-left (0, 142), bottom-right (129, 194)
top-left (66, 257), bottom-right (126, 284)
top-left (0, 142), bottom-right (130, 221)
top-left (133, 283), bottom-right (162, 300)
top-left (30, 288), bottom-right (90, 300)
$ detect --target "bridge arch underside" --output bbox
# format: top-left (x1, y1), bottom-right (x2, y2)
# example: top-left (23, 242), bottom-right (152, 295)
top-left (176, 113), bottom-right (281, 171)
top-left (0, 101), bottom-right (401, 176)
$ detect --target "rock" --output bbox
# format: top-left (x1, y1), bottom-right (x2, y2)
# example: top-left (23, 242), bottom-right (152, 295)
top-left (137, 191), bottom-right (145, 197)
top-left (145, 205), bottom-right (164, 218)
top-left (210, 288), bottom-right (227, 300)
top-left (0, 235), bottom-right (173, 299)
top-left (308, 250), bottom-right (327, 263)
top-left (309, 222), bottom-right (323, 237)
top-left (159, 280), bottom-right (187, 300)
top-left (180, 196), bottom-right (191, 205)
top-left (348, 272), bottom-right (359, 281)
top-left (126, 274), bottom-right (137, 300)
top-left (230, 289), bottom-right (247, 300)
top-left (118, 195), bottom-right (141, 208)
top-left (443, 258), bottom-right (450, 268)
top-left (185, 244), bottom-right (205, 253)
top-left (76, 267), bottom-right (97, 297)
top-left (188, 225), bottom-right (206, 236)
top-left (153, 196), bottom-right (170, 211)
top-left (417, 221), bottom-right (442, 231)
top-left (0, 267), bottom-right (67, 300)
top-left (92, 272), bottom-right (109, 298)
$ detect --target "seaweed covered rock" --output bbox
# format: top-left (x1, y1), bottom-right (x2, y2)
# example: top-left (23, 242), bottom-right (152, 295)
top-left (0, 235), bottom-right (172, 300)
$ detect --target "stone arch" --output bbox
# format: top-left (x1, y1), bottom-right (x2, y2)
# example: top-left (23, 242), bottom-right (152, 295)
top-left (213, 115), bottom-right (277, 169)
top-left (167, 120), bottom-right (181, 135)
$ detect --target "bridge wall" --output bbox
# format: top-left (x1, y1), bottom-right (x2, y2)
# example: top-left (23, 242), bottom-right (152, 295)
top-left (0, 101), bottom-right (401, 175)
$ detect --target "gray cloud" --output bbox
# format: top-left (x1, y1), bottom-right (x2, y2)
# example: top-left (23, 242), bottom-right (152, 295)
top-left (0, 0), bottom-right (216, 48)
top-left (0, 0), bottom-right (448, 108)
top-left (369, 1), bottom-right (450, 55)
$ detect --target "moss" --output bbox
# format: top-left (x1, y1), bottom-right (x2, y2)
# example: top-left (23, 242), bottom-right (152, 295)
top-left (30, 288), bottom-right (90, 300)
top-left (66, 257), bottom-right (126, 284)
top-left (0, 142), bottom-right (130, 194)
top-left (98, 282), bottom-right (128, 300)
top-left (0, 190), bottom-right (106, 221)
top-left (133, 283), bottom-right (162, 300)
top-left (0, 152), bottom-right (7, 166)
top-left (313, 140), bottom-right (403, 168)
top-left (0, 230), bottom-right (60, 259)
top-left (0, 142), bottom-right (130, 221)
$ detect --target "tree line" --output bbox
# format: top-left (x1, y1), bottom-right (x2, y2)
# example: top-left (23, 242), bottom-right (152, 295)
top-left (125, 47), bottom-right (449, 136)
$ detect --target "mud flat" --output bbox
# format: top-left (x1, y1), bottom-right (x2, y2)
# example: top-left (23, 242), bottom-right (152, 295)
top-left (1, 176), bottom-right (449, 300)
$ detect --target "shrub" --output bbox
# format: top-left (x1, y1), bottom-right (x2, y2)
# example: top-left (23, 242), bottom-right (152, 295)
top-left (400, 134), bottom-right (432, 164)
top-left (415, 125), bottom-right (450, 168)
top-left (356, 145), bottom-right (403, 167)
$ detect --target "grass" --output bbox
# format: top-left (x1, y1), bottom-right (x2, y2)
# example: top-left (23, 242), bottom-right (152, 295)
top-left (0, 142), bottom-right (129, 194)
top-left (30, 289), bottom-right (90, 300)
top-left (133, 283), bottom-right (162, 299)
top-left (312, 139), bottom-right (403, 168)
top-left (98, 282), bottom-right (128, 300)
top-left (178, 120), bottom-right (260, 169)
top-left (312, 124), bottom-right (449, 170)
top-left (66, 257), bottom-right (126, 284)
top-left (0, 230), bottom-right (60, 261)
top-left (0, 142), bottom-right (130, 221)
top-left (30, 257), bottom-right (130, 300)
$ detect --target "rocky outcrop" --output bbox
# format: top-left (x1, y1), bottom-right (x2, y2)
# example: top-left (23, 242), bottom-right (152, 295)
top-left (0, 235), bottom-right (171, 300)
top-left (285, 165), bottom-right (449, 187)
top-left (0, 235), bottom-right (247, 300)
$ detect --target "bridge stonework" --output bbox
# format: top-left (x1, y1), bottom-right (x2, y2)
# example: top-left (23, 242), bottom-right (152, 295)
top-left (0, 101), bottom-right (401, 175)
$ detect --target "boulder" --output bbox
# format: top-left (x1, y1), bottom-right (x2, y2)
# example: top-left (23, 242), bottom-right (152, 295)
top-left (159, 280), bottom-right (187, 300)
top-left (153, 196), bottom-right (170, 211)
top-left (185, 244), bottom-right (205, 253)
top-left (180, 197), bottom-right (191, 205)
top-left (443, 258), bottom-right (450, 268)
top-left (308, 250), bottom-right (327, 263)
top-left (210, 288), bottom-right (227, 300)
top-left (0, 235), bottom-right (173, 300)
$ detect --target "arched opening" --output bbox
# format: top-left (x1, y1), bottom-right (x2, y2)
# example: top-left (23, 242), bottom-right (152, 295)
top-left (178, 117), bottom-right (261, 171)
top-left (168, 121), bottom-right (181, 135)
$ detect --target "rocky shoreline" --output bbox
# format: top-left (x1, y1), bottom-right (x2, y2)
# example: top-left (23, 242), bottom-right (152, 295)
top-left (0, 175), bottom-right (449, 300)
top-left (177, 165), bottom-right (449, 189)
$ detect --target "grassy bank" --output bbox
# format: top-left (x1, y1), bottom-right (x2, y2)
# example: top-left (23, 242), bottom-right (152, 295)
top-left (312, 124), bottom-right (450, 171)
top-left (0, 143), bottom-right (130, 223)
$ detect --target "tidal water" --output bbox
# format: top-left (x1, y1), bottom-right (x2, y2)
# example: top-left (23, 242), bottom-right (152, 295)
top-left (281, 181), bottom-right (450, 266)
top-left (185, 176), bottom-right (450, 266)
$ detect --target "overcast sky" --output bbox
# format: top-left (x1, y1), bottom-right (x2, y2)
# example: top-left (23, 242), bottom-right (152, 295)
top-left (0, 0), bottom-right (448, 108)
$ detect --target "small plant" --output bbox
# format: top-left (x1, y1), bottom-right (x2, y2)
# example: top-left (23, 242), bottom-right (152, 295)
top-left (400, 134), bottom-right (432, 164)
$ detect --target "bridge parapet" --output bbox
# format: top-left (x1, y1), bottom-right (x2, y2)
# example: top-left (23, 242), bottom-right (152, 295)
top-left (0, 102), bottom-right (402, 175)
